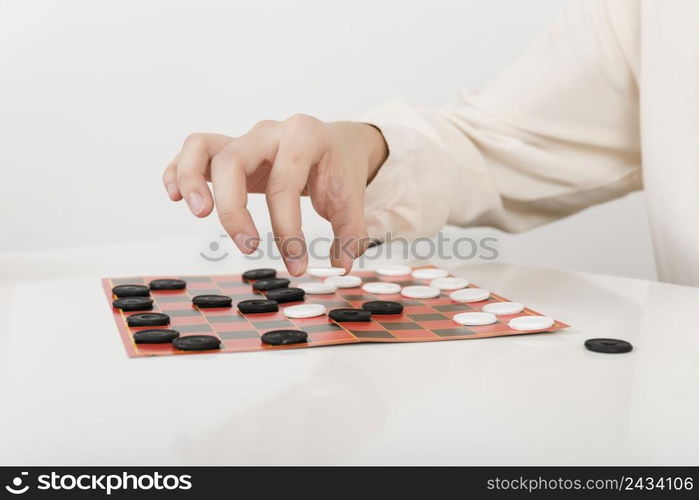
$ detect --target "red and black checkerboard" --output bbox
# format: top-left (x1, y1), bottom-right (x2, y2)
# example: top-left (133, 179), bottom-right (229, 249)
top-left (102, 269), bottom-right (569, 357)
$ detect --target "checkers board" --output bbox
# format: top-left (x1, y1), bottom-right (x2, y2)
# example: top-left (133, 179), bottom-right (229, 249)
top-left (102, 268), bottom-right (569, 357)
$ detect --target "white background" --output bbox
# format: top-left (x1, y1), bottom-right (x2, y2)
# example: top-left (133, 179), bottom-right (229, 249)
top-left (0, 0), bottom-right (656, 280)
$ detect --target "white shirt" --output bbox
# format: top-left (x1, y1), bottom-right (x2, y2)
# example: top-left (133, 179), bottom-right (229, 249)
top-left (362, 0), bottom-right (699, 285)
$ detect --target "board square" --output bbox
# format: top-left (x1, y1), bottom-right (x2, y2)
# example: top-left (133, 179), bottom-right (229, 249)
top-left (218, 330), bottom-right (260, 340)
top-left (408, 313), bottom-right (449, 321)
top-left (350, 330), bottom-right (395, 339)
top-left (380, 321), bottom-right (423, 330)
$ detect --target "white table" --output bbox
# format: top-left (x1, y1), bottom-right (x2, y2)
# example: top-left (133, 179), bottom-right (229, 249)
top-left (1, 242), bottom-right (697, 465)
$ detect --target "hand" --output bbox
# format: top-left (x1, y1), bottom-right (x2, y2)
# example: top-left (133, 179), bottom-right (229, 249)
top-left (162, 114), bottom-right (388, 275)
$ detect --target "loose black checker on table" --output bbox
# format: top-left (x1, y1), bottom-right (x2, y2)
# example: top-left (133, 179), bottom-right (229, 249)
top-left (265, 287), bottom-right (305, 303)
top-left (238, 299), bottom-right (279, 314)
top-left (173, 335), bottom-right (221, 351)
top-left (252, 278), bottom-right (290, 291)
top-left (126, 312), bottom-right (170, 327)
top-left (585, 338), bottom-right (633, 354)
top-left (112, 297), bottom-right (153, 311)
top-left (133, 329), bottom-right (180, 344)
top-left (261, 329), bottom-right (308, 346)
top-left (149, 279), bottom-right (187, 290)
top-left (362, 300), bottom-right (403, 315)
top-left (242, 268), bottom-right (277, 281)
top-left (329, 308), bottom-right (372, 322)
top-left (192, 294), bottom-right (232, 308)
top-left (112, 284), bottom-right (150, 298)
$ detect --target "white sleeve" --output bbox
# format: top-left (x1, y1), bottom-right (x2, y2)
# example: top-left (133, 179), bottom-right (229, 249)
top-left (361, 0), bottom-right (641, 241)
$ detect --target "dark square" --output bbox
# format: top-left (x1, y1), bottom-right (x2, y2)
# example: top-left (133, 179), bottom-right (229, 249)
top-left (162, 309), bottom-right (202, 317)
top-left (396, 280), bottom-right (421, 287)
top-left (343, 294), bottom-right (374, 301)
top-left (217, 281), bottom-right (246, 287)
top-left (350, 330), bottom-right (395, 339)
top-left (230, 293), bottom-right (260, 300)
top-left (310, 300), bottom-right (352, 307)
top-left (207, 315), bottom-right (245, 323)
top-left (112, 277), bottom-right (144, 285)
top-left (360, 276), bottom-right (380, 283)
top-left (251, 320), bottom-right (293, 329)
top-left (399, 300), bottom-right (422, 306)
top-left (176, 324), bottom-right (213, 333)
top-left (189, 289), bottom-right (221, 296)
top-left (380, 321), bottom-right (422, 330)
top-left (408, 313), bottom-right (448, 321)
top-left (434, 304), bottom-right (471, 312)
top-left (181, 276), bottom-right (212, 283)
top-left (433, 327), bottom-right (474, 337)
top-left (303, 323), bottom-right (344, 333)
top-left (154, 295), bottom-right (190, 303)
top-left (219, 330), bottom-right (260, 340)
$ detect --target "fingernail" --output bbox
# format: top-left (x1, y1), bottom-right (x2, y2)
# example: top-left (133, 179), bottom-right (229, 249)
top-left (286, 259), bottom-right (304, 276)
top-left (233, 233), bottom-right (255, 254)
top-left (187, 193), bottom-right (204, 215)
top-left (166, 184), bottom-right (179, 199)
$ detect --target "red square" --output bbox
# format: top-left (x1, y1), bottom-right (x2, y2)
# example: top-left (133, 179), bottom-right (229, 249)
top-left (372, 314), bottom-right (409, 322)
top-left (468, 323), bottom-right (511, 334)
top-left (341, 321), bottom-right (384, 331)
top-left (402, 305), bottom-right (434, 315)
top-left (390, 330), bottom-right (438, 341)
top-left (310, 330), bottom-right (357, 343)
top-left (418, 319), bottom-right (458, 330)
top-left (223, 338), bottom-right (262, 351)
top-left (211, 321), bottom-right (253, 332)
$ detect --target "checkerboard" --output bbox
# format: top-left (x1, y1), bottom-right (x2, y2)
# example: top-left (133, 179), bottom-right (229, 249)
top-left (102, 268), bottom-right (569, 357)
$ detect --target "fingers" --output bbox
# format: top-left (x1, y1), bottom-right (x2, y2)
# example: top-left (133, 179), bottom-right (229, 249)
top-left (162, 153), bottom-right (182, 201)
top-left (164, 133), bottom-right (230, 217)
top-left (210, 130), bottom-right (277, 254)
top-left (329, 200), bottom-right (369, 273)
top-left (266, 115), bottom-right (327, 275)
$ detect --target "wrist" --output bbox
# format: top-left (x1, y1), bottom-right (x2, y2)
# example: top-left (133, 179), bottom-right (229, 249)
top-left (361, 123), bottom-right (388, 184)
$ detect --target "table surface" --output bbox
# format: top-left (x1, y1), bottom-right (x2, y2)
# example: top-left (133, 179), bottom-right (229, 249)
top-left (1, 241), bottom-right (697, 465)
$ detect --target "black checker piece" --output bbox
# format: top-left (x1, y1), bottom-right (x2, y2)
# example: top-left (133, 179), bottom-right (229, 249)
top-left (133, 329), bottom-right (180, 344)
top-left (126, 312), bottom-right (170, 327)
top-left (329, 308), bottom-right (372, 322)
top-left (252, 278), bottom-right (290, 291)
top-left (265, 287), bottom-right (305, 303)
top-left (237, 299), bottom-right (279, 314)
top-left (112, 297), bottom-right (153, 311)
top-left (112, 284), bottom-right (150, 298)
top-left (173, 335), bottom-right (221, 351)
top-left (242, 268), bottom-right (277, 281)
top-left (261, 329), bottom-right (308, 346)
top-left (362, 301), bottom-right (403, 315)
top-left (149, 279), bottom-right (187, 290)
top-left (192, 294), bottom-right (232, 308)
top-left (585, 338), bottom-right (633, 354)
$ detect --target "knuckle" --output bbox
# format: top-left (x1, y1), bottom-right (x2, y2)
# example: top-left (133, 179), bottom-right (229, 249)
top-left (182, 133), bottom-right (208, 149)
top-left (217, 207), bottom-right (236, 223)
top-left (251, 119), bottom-right (278, 134)
top-left (285, 113), bottom-right (321, 133)
top-left (211, 144), bottom-right (244, 171)
top-left (175, 170), bottom-right (198, 186)
top-left (265, 179), bottom-right (288, 199)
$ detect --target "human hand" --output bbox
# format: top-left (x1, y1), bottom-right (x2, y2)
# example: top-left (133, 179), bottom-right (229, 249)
top-left (163, 115), bottom-right (387, 275)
